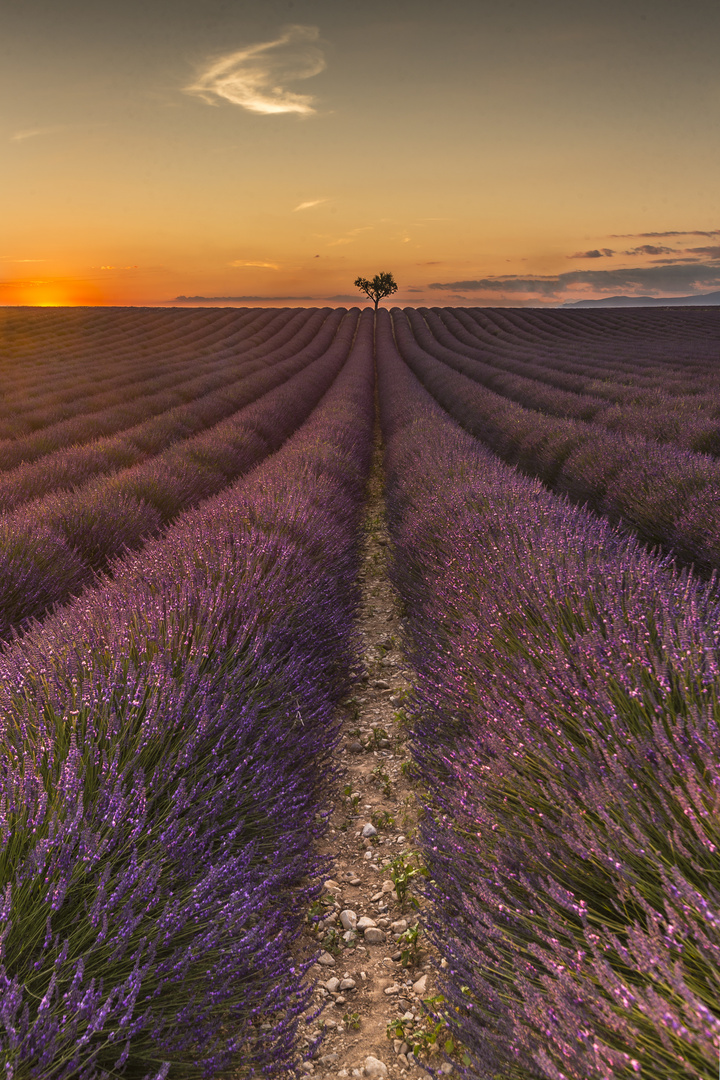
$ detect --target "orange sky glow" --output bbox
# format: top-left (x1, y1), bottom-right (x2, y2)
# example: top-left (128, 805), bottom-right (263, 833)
top-left (4, 1), bottom-right (720, 308)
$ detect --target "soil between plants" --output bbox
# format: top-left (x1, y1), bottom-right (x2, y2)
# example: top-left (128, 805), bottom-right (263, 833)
top-left (292, 427), bottom-right (450, 1080)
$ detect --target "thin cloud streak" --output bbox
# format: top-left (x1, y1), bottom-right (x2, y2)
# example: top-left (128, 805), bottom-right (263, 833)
top-left (609, 230), bottom-right (720, 239)
top-left (293, 199), bottom-right (327, 211)
top-left (10, 123), bottom-right (105, 142)
top-left (229, 261), bottom-right (280, 269)
top-left (185, 25), bottom-right (325, 116)
top-left (568, 249), bottom-right (615, 258)
top-left (429, 262), bottom-right (720, 299)
top-left (11, 125), bottom-right (68, 142)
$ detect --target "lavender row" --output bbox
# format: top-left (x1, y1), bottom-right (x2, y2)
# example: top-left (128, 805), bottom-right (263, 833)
top-left (0, 306), bottom-right (283, 404)
top-left (0, 309), bottom-right (375, 1078)
top-left (463, 305), bottom-right (720, 365)
top-left (0, 308), bottom-right (347, 506)
top-left (402, 308), bottom-right (720, 455)
top-left (423, 308), bottom-right (720, 452)
top-left (378, 339), bottom-right (720, 1080)
top-left (445, 307), bottom-right (718, 375)
top-left (0, 309), bottom-right (358, 641)
top-left (0, 307), bottom-right (275, 429)
top-left (444, 307), bottom-right (720, 402)
top-left (0, 308), bottom-right (331, 467)
top-left (0, 307), bottom-right (275, 422)
top-left (385, 309), bottom-right (720, 574)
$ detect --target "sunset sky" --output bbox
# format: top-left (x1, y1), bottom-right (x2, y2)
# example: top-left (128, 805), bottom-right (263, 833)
top-left (3, 0), bottom-right (720, 307)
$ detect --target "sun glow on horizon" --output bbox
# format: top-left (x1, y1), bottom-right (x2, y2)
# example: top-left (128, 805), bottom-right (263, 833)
top-left (1, 278), bottom-right (108, 307)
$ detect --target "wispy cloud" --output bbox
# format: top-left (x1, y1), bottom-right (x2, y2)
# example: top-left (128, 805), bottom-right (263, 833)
top-left (429, 262), bottom-right (720, 300)
top-left (623, 244), bottom-right (676, 256)
top-left (11, 125), bottom-right (68, 142)
top-left (323, 226), bottom-right (373, 247)
top-left (568, 248), bottom-right (615, 259)
top-left (185, 25), bottom-right (325, 116)
top-left (10, 123), bottom-right (104, 142)
top-left (293, 198), bottom-right (327, 211)
top-left (173, 294), bottom-right (315, 302)
top-left (610, 229), bottom-right (720, 239)
top-left (229, 260), bottom-right (279, 269)
top-left (687, 245), bottom-right (720, 259)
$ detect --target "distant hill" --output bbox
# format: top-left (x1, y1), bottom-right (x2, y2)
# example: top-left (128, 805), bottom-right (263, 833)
top-left (562, 290), bottom-right (720, 307)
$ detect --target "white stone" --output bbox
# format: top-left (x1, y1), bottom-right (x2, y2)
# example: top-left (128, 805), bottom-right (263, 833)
top-left (364, 927), bottom-right (386, 944)
top-left (384, 984), bottom-right (401, 995)
top-left (364, 1056), bottom-right (388, 1078)
top-left (381, 880), bottom-right (395, 894)
top-left (325, 977), bottom-right (340, 992)
top-left (356, 916), bottom-right (377, 930)
top-left (339, 977), bottom-right (356, 990)
top-left (317, 951), bottom-right (336, 966)
top-left (339, 909), bottom-right (358, 931)
top-left (412, 974), bottom-right (428, 995)
top-left (362, 823), bottom-right (378, 837)
top-left (391, 920), bottom-right (408, 934)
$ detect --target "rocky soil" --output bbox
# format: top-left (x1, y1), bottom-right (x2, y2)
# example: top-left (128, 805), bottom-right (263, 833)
top-left (294, 431), bottom-right (451, 1080)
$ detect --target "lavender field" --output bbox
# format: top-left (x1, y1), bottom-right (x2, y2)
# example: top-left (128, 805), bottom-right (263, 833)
top-left (1, 304), bottom-right (720, 1078)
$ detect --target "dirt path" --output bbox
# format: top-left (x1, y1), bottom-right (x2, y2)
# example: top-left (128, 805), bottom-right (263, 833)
top-left (295, 428), bottom-right (450, 1080)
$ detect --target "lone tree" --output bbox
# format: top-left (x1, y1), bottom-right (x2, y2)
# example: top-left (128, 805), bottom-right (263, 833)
top-left (354, 271), bottom-right (398, 310)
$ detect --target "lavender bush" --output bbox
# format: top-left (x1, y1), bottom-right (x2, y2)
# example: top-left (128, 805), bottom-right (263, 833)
top-left (0, 307), bottom-right (334, 472)
top-left (0, 307), bottom-right (274, 439)
top-left (377, 314), bottom-right (720, 1079)
top-left (0, 309), bottom-right (375, 1077)
top-left (0, 309), bottom-right (359, 639)
top-left (416, 308), bottom-right (720, 452)
top-left (0, 306), bottom-right (296, 436)
top-left (388, 308), bottom-right (720, 575)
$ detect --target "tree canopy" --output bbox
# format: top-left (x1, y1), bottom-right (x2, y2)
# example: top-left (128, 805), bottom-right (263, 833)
top-left (354, 272), bottom-right (398, 310)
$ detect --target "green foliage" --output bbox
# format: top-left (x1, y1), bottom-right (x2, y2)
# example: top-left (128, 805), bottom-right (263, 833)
top-left (397, 920), bottom-right (421, 967)
top-left (387, 851), bottom-right (428, 909)
top-left (343, 1011), bottom-right (362, 1030)
top-left (371, 809), bottom-right (395, 830)
top-left (386, 995), bottom-right (451, 1059)
top-left (370, 724), bottom-right (390, 748)
top-left (343, 784), bottom-right (361, 813)
top-left (371, 763), bottom-right (392, 797)
top-left (319, 926), bottom-right (343, 956)
top-left (354, 272), bottom-right (398, 309)
top-left (307, 895), bottom-right (334, 924)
